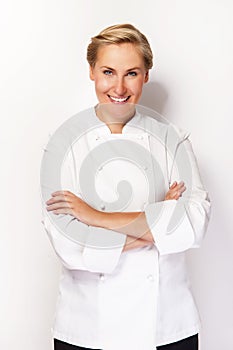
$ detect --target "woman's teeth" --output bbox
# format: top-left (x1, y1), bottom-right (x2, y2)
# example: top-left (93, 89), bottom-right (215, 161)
top-left (109, 95), bottom-right (129, 102)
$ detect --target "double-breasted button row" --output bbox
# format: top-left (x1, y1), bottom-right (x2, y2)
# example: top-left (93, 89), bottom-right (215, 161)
top-left (99, 273), bottom-right (155, 282)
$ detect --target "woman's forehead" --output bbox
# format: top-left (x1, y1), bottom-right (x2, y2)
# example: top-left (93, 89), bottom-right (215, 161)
top-left (95, 43), bottom-right (144, 68)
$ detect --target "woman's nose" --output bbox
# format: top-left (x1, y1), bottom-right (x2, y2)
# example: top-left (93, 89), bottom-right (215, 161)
top-left (114, 77), bottom-right (127, 96)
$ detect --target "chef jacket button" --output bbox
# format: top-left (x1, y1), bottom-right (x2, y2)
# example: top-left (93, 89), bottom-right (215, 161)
top-left (100, 204), bottom-right (105, 211)
top-left (95, 136), bottom-right (100, 141)
top-left (137, 135), bottom-right (144, 140)
top-left (98, 166), bottom-right (103, 171)
top-left (143, 165), bottom-right (148, 170)
top-left (147, 274), bottom-right (154, 282)
top-left (99, 273), bottom-right (105, 281)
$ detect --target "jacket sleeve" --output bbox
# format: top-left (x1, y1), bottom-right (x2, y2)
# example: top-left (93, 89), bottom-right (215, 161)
top-left (41, 210), bottom-right (126, 273)
top-left (144, 126), bottom-right (211, 255)
top-left (41, 139), bottom-right (126, 274)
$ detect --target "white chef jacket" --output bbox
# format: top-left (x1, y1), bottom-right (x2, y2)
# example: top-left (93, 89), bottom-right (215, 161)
top-left (41, 107), bottom-right (211, 350)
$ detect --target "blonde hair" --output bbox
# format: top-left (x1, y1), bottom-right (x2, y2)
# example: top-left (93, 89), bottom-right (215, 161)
top-left (87, 23), bottom-right (153, 70)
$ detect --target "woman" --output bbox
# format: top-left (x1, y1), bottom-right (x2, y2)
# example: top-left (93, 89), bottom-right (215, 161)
top-left (42, 24), bottom-right (211, 350)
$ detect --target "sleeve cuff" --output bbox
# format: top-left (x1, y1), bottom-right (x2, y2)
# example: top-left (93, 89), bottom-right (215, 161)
top-left (144, 200), bottom-right (195, 255)
top-left (83, 227), bottom-right (126, 274)
top-left (42, 213), bottom-right (88, 270)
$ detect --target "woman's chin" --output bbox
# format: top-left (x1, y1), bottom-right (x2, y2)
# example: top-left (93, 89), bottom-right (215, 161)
top-left (96, 102), bottom-right (136, 123)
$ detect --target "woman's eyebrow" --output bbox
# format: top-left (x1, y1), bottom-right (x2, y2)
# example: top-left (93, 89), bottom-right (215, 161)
top-left (126, 67), bottom-right (141, 71)
top-left (100, 66), bottom-right (141, 71)
top-left (100, 66), bottom-right (114, 70)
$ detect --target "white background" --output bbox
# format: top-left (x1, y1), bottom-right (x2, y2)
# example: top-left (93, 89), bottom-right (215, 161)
top-left (1, 0), bottom-right (233, 349)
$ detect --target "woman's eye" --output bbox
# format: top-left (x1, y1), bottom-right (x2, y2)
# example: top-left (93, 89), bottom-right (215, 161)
top-left (127, 71), bottom-right (137, 76)
top-left (103, 70), bottom-right (112, 75)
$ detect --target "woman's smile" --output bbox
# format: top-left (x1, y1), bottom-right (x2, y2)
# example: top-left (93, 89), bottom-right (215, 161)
top-left (107, 94), bottom-right (131, 103)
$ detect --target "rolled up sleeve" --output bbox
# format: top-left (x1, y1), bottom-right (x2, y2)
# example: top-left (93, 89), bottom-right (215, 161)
top-left (144, 132), bottom-right (211, 255)
top-left (42, 209), bottom-right (126, 273)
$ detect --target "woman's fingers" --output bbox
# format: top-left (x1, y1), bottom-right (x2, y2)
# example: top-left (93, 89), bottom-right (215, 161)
top-left (46, 191), bottom-right (75, 213)
top-left (176, 182), bottom-right (186, 197)
top-left (170, 181), bottom-right (177, 189)
top-left (50, 208), bottom-right (72, 215)
top-left (46, 201), bottom-right (71, 211)
top-left (165, 181), bottom-right (186, 200)
top-left (45, 190), bottom-right (86, 218)
top-left (46, 195), bottom-right (71, 205)
top-left (176, 181), bottom-right (184, 189)
top-left (179, 185), bottom-right (186, 195)
top-left (51, 190), bottom-right (72, 197)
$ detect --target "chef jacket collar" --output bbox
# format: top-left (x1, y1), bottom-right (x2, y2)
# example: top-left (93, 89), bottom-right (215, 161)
top-left (91, 105), bottom-right (143, 135)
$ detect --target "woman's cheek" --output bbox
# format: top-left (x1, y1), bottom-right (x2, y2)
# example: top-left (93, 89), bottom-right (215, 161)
top-left (100, 78), bottom-right (112, 91)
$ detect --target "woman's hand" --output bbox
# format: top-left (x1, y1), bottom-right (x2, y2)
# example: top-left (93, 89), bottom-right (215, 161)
top-left (165, 181), bottom-right (186, 200)
top-left (46, 191), bottom-right (98, 226)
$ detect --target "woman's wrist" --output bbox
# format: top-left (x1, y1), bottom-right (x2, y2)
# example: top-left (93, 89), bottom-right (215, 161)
top-left (91, 210), bottom-right (154, 242)
top-left (88, 209), bottom-right (108, 228)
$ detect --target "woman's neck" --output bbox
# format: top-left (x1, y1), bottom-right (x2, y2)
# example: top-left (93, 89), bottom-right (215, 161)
top-left (95, 103), bottom-right (135, 134)
top-left (107, 123), bottom-right (123, 134)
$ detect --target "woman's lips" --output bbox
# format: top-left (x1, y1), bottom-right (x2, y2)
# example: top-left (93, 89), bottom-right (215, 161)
top-left (108, 95), bottom-right (130, 103)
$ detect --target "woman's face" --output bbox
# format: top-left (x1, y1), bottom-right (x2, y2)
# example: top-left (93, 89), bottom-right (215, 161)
top-left (90, 43), bottom-right (149, 106)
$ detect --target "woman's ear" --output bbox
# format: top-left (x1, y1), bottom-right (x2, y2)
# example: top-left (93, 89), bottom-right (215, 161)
top-left (89, 65), bottom-right (94, 81)
top-left (144, 71), bottom-right (149, 83)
